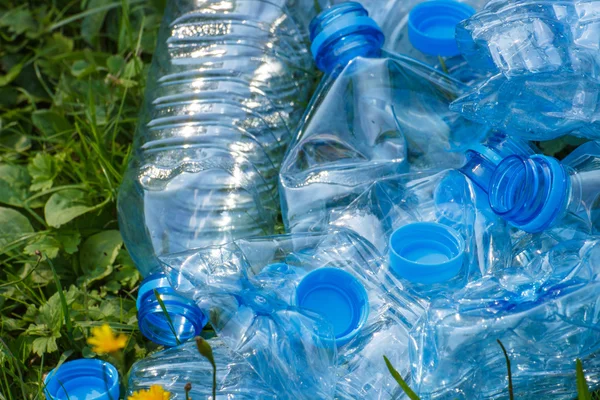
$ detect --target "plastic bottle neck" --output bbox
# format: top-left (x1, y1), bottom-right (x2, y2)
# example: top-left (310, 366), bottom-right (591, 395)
top-left (460, 133), bottom-right (535, 192)
top-left (137, 272), bottom-right (207, 346)
top-left (489, 155), bottom-right (570, 233)
top-left (309, 2), bottom-right (384, 75)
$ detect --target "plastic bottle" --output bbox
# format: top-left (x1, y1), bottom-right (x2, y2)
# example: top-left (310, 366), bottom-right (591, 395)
top-left (279, 2), bottom-right (489, 233)
top-left (409, 237), bottom-right (600, 399)
top-left (117, 1), bottom-right (328, 343)
top-left (488, 141), bottom-right (600, 238)
top-left (451, 0), bottom-right (600, 140)
top-left (460, 132), bottom-right (538, 193)
top-left (127, 338), bottom-right (277, 399)
top-left (161, 230), bottom-right (424, 400)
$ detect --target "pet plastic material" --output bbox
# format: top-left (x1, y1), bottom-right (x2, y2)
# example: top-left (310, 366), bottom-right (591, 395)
top-left (280, 2), bottom-right (489, 233)
top-left (160, 230), bottom-right (424, 400)
top-left (127, 338), bottom-right (277, 399)
top-left (118, 0), bottom-right (329, 279)
top-left (410, 238), bottom-right (600, 399)
top-left (452, 0), bottom-right (600, 139)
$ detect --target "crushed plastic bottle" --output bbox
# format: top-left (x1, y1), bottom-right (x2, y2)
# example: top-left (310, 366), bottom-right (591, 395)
top-left (452, 0), bottom-right (600, 140)
top-left (410, 237), bottom-right (600, 399)
top-left (127, 338), bottom-right (277, 399)
top-left (160, 230), bottom-right (424, 400)
top-left (327, 168), bottom-right (512, 298)
top-left (279, 2), bottom-right (489, 233)
top-left (488, 141), bottom-right (600, 238)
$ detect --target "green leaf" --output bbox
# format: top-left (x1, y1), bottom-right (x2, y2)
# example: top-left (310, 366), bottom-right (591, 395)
top-left (28, 153), bottom-right (60, 192)
top-left (81, 0), bottom-right (110, 44)
top-left (31, 336), bottom-right (59, 356)
top-left (71, 59), bottom-right (96, 78)
top-left (24, 236), bottom-right (61, 259)
top-left (577, 359), bottom-right (592, 400)
top-left (106, 55), bottom-right (125, 75)
top-left (47, 33), bottom-right (74, 54)
top-left (56, 230), bottom-right (81, 255)
top-left (0, 206), bottom-right (33, 249)
top-left (31, 110), bottom-right (72, 137)
top-left (0, 164), bottom-right (31, 207)
top-left (44, 189), bottom-right (96, 228)
top-left (0, 131), bottom-right (31, 154)
top-left (383, 355), bottom-right (420, 400)
top-left (79, 230), bottom-right (123, 284)
top-left (0, 8), bottom-right (36, 36)
top-left (0, 62), bottom-right (23, 87)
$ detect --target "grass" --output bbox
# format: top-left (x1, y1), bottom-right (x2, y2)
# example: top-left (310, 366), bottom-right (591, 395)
top-left (0, 0), bottom-right (597, 399)
top-left (0, 0), bottom-right (164, 397)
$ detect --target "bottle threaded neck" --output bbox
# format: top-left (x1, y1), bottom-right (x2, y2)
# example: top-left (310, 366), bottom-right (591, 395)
top-left (309, 2), bottom-right (384, 74)
top-left (489, 155), bottom-right (569, 233)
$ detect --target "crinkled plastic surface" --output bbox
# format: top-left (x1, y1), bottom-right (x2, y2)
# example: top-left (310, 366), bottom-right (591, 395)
top-left (161, 230), bottom-right (424, 400)
top-left (410, 238), bottom-right (600, 399)
top-left (453, 0), bottom-right (600, 139)
top-left (327, 170), bottom-right (512, 298)
top-left (280, 53), bottom-right (489, 233)
top-left (127, 338), bottom-right (277, 399)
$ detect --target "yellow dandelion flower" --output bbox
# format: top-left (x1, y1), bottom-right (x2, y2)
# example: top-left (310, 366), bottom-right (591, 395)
top-left (87, 324), bottom-right (128, 354)
top-left (128, 385), bottom-right (171, 400)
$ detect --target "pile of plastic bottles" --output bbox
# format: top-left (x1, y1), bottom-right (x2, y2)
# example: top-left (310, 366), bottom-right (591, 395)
top-left (43, 0), bottom-right (600, 399)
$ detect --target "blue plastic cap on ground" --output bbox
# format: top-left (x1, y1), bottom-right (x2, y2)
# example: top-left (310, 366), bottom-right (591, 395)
top-left (408, 0), bottom-right (475, 57)
top-left (389, 222), bottom-right (466, 284)
top-left (296, 267), bottom-right (369, 347)
top-left (137, 272), bottom-right (207, 347)
top-left (44, 359), bottom-right (119, 400)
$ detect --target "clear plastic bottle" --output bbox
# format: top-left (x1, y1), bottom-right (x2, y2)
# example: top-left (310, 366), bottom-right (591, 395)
top-left (161, 230), bottom-right (424, 400)
top-left (452, 0), bottom-right (600, 140)
top-left (279, 2), bottom-right (490, 233)
top-left (409, 237), bottom-right (600, 399)
top-left (127, 338), bottom-right (277, 399)
top-left (117, 0), bottom-right (328, 343)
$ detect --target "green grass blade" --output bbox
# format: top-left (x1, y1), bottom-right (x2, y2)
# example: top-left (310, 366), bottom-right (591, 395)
top-left (152, 289), bottom-right (181, 346)
top-left (196, 336), bottom-right (216, 399)
top-left (383, 355), bottom-right (420, 400)
top-left (577, 359), bottom-right (592, 400)
top-left (497, 340), bottom-right (514, 400)
top-left (47, 257), bottom-right (75, 344)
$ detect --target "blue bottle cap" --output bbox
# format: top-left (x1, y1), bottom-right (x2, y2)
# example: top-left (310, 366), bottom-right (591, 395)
top-left (295, 267), bottom-right (369, 347)
top-left (44, 359), bottom-right (119, 400)
top-left (408, 0), bottom-right (475, 57)
top-left (389, 222), bottom-right (466, 284)
top-left (137, 273), bottom-right (207, 347)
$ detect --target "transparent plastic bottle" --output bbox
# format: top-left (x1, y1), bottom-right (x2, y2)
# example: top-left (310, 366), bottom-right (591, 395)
top-left (161, 230), bottom-right (424, 400)
top-left (279, 2), bottom-right (489, 233)
top-left (117, 0), bottom-right (328, 344)
top-left (127, 338), bottom-right (277, 399)
top-left (409, 237), bottom-right (600, 399)
top-left (452, 0), bottom-right (600, 140)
